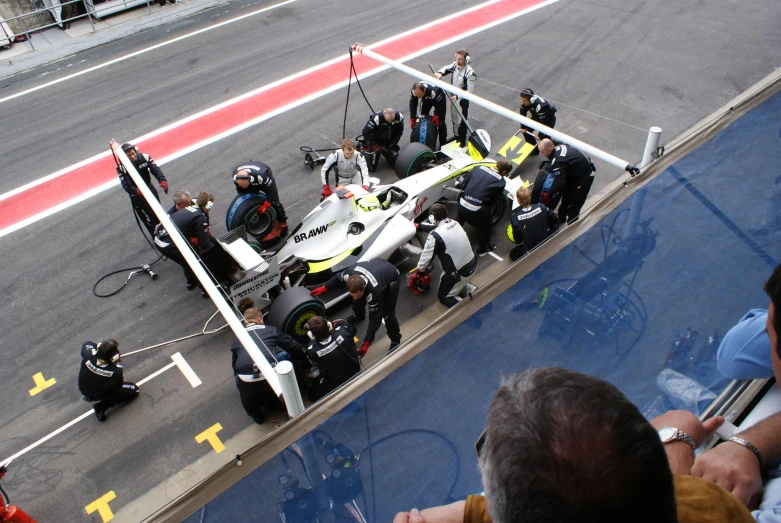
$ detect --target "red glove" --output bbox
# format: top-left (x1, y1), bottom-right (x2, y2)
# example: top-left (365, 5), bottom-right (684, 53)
top-left (414, 223), bottom-right (419, 230)
top-left (160, 180), bottom-right (169, 194)
top-left (362, 185), bottom-right (369, 191)
top-left (310, 286), bottom-right (328, 297)
top-left (135, 188), bottom-right (142, 197)
top-left (431, 115), bottom-right (440, 128)
top-left (322, 184), bottom-right (333, 198)
top-left (258, 200), bottom-right (272, 214)
top-left (410, 118), bottom-right (415, 130)
top-left (358, 341), bottom-right (371, 358)
top-left (372, 144), bottom-right (381, 153)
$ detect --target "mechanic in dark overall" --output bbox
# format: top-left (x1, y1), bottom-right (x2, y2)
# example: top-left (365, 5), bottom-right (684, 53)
top-left (456, 159), bottom-right (513, 255)
top-left (232, 162), bottom-right (288, 232)
top-left (538, 138), bottom-right (596, 223)
top-left (434, 50), bottom-right (476, 147)
top-left (321, 139), bottom-right (370, 199)
top-left (409, 82), bottom-right (448, 148)
top-left (154, 191), bottom-right (214, 296)
top-left (361, 108), bottom-right (405, 172)
top-left (304, 315), bottom-right (361, 402)
top-left (415, 203), bottom-right (476, 307)
top-left (230, 307), bottom-right (306, 424)
top-left (507, 185), bottom-right (560, 261)
top-left (117, 142), bottom-right (168, 235)
top-left (78, 339), bottom-right (139, 422)
top-left (310, 259), bottom-right (402, 354)
top-left (519, 88), bottom-right (557, 144)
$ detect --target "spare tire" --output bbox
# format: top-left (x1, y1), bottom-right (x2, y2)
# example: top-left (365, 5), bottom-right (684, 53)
top-left (225, 193), bottom-right (278, 240)
top-left (266, 287), bottom-right (327, 342)
top-left (394, 142), bottom-right (436, 179)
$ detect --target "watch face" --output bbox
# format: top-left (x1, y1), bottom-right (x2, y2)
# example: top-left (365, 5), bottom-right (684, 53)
top-left (658, 427), bottom-right (676, 442)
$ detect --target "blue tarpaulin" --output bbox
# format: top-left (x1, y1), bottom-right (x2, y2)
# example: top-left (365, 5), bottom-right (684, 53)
top-left (185, 91), bottom-right (781, 523)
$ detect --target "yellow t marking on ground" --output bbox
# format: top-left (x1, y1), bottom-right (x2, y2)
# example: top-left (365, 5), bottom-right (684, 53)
top-left (195, 423), bottom-right (225, 454)
top-left (85, 491), bottom-right (116, 522)
top-left (28, 372), bottom-right (56, 396)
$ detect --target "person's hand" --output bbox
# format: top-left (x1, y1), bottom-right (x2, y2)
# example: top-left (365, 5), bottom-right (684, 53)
top-left (650, 410), bottom-right (724, 448)
top-left (692, 438), bottom-right (763, 507)
top-left (414, 223), bottom-right (419, 230)
top-left (160, 180), bottom-right (169, 194)
top-left (433, 72), bottom-right (442, 80)
top-left (410, 118), bottom-right (416, 130)
top-left (135, 188), bottom-right (143, 197)
top-left (358, 341), bottom-right (371, 357)
top-left (372, 144), bottom-right (381, 153)
top-left (310, 286), bottom-right (327, 297)
top-left (258, 200), bottom-right (272, 214)
top-left (393, 508), bottom-right (425, 523)
top-left (450, 95), bottom-right (457, 102)
top-left (322, 184), bottom-right (333, 198)
top-left (362, 185), bottom-right (369, 191)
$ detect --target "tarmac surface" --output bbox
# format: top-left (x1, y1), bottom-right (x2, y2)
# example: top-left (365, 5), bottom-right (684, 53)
top-left (0, 0), bottom-right (779, 521)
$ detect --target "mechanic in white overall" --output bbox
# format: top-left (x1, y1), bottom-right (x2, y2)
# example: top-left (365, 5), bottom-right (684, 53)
top-left (321, 139), bottom-right (370, 200)
top-left (434, 49), bottom-right (476, 148)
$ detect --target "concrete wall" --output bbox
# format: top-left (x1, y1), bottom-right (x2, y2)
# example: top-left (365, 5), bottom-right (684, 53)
top-left (0, 0), bottom-right (56, 34)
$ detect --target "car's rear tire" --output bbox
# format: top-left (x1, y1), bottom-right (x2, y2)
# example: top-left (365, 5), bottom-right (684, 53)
top-left (266, 287), bottom-right (327, 342)
top-left (394, 142), bottom-right (436, 179)
top-left (225, 193), bottom-right (278, 240)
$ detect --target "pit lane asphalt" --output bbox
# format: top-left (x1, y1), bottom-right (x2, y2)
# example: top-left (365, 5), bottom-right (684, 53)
top-left (0, 0), bottom-right (780, 520)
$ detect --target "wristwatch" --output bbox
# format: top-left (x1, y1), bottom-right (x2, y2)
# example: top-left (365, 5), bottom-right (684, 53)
top-left (658, 426), bottom-right (696, 450)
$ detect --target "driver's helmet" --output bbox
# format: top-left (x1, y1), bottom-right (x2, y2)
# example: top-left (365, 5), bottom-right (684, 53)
top-left (357, 194), bottom-right (381, 212)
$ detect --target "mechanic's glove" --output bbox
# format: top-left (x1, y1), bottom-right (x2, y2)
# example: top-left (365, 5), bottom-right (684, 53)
top-left (310, 286), bottom-right (328, 297)
top-left (362, 185), bottom-right (369, 191)
top-left (372, 144), bottom-right (381, 153)
top-left (322, 184), bottom-right (333, 198)
top-left (160, 180), bottom-right (169, 194)
top-left (358, 341), bottom-right (371, 358)
top-left (135, 188), bottom-right (143, 197)
top-left (410, 118), bottom-right (415, 130)
top-left (431, 115), bottom-right (440, 128)
top-left (414, 223), bottom-right (419, 230)
top-left (538, 160), bottom-right (550, 170)
top-left (258, 200), bottom-right (272, 214)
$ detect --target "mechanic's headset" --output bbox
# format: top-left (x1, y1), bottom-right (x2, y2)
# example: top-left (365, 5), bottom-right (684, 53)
top-left (306, 321), bottom-right (333, 340)
top-left (456, 49), bottom-right (470, 64)
top-left (233, 170), bottom-right (252, 183)
top-left (97, 339), bottom-right (121, 363)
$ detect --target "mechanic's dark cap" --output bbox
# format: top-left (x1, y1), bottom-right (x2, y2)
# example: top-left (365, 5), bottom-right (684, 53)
top-left (520, 88), bottom-right (534, 98)
top-left (121, 143), bottom-right (137, 153)
top-left (97, 339), bottom-right (119, 361)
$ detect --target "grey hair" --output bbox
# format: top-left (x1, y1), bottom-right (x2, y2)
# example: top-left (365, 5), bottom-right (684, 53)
top-left (478, 368), bottom-right (677, 523)
top-left (173, 189), bottom-right (191, 205)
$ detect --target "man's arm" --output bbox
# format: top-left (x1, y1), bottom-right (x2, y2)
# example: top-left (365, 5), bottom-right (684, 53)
top-left (117, 168), bottom-right (137, 196)
top-left (393, 501), bottom-right (466, 523)
top-left (417, 233), bottom-right (436, 272)
top-left (410, 93), bottom-right (419, 119)
top-left (363, 297), bottom-right (383, 343)
top-left (693, 412), bottom-right (781, 507)
top-left (547, 209), bottom-right (560, 232)
top-left (391, 115), bottom-right (404, 145)
top-left (81, 341), bottom-right (96, 360)
top-left (276, 331), bottom-right (306, 359)
top-left (362, 116), bottom-right (378, 147)
top-left (194, 215), bottom-right (214, 251)
top-left (356, 154), bottom-right (369, 187)
top-left (321, 152), bottom-right (338, 187)
top-left (146, 155), bottom-right (166, 183)
top-left (650, 410), bottom-right (724, 475)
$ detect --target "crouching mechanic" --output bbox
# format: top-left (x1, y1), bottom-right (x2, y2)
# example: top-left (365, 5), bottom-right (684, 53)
top-left (508, 186), bottom-right (560, 261)
top-left (415, 203), bottom-right (476, 307)
top-left (456, 159), bottom-right (513, 255)
top-left (232, 162), bottom-right (288, 234)
top-left (321, 139), bottom-right (370, 199)
top-left (117, 142), bottom-right (168, 235)
top-left (361, 108), bottom-right (404, 172)
top-left (304, 316), bottom-right (361, 402)
top-left (519, 88), bottom-right (557, 144)
top-left (310, 259), bottom-right (402, 354)
top-left (231, 307), bottom-right (306, 424)
top-left (78, 339), bottom-right (139, 422)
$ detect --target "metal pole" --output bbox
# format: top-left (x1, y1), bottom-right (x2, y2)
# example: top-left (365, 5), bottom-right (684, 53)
top-left (624, 127), bottom-right (662, 237)
top-left (110, 140), bottom-right (284, 396)
top-left (275, 360), bottom-right (305, 418)
top-left (641, 126), bottom-right (662, 171)
top-left (351, 44), bottom-right (639, 174)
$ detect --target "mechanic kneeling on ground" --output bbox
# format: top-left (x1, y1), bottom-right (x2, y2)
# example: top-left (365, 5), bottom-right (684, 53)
top-left (507, 185), bottom-right (560, 261)
top-left (304, 315), bottom-right (361, 402)
top-left (415, 203), bottom-right (476, 307)
top-left (78, 339), bottom-right (139, 422)
top-left (154, 190), bottom-right (215, 297)
top-left (117, 142), bottom-right (169, 236)
top-left (310, 259), bottom-right (402, 355)
top-left (409, 81), bottom-right (448, 148)
top-left (232, 162), bottom-right (289, 236)
top-left (538, 138), bottom-right (596, 224)
top-left (361, 108), bottom-right (404, 172)
top-left (519, 88), bottom-right (557, 145)
top-left (231, 307), bottom-right (307, 424)
top-left (456, 159), bottom-right (513, 255)
top-left (321, 139), bottom-right (370, 199)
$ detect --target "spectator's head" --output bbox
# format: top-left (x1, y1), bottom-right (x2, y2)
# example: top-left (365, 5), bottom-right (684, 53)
top-left (383, 108), bottom-right (397, 123)
top-left (764, 264), bottom-right (781, 380)
top-left (413, 83), bottom-right (426, 98)
top-left (496, 160), bottom-right (513, 176)
top-left (243, 308), bottom-right (263, 324)
top-left (520, 88), bottom-right (534, 106)
top-left (538, 138), bottom-right (555, 158)
top-left (233, 168), bottom-right (251, 189)
top-left (430, 203), bottom-right (448, 223)
top-left (516, 186), bottom-right (532, 207)
top-left (306, 316), bottom-right (331, 342)
top-left (97, 339), bottom-right (120, 363)
top-left (173, 189), bottom-right (191, 210)
top-left (342, 138), bottom-right (356, 159)
top-left (346, 274), bottom-right (367, 300)
top-left (478, 367), bottom-right (677, 523)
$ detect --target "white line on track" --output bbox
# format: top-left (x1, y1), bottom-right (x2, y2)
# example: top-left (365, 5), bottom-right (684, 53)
top-left (0, 0), bottom-right (297, 104)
